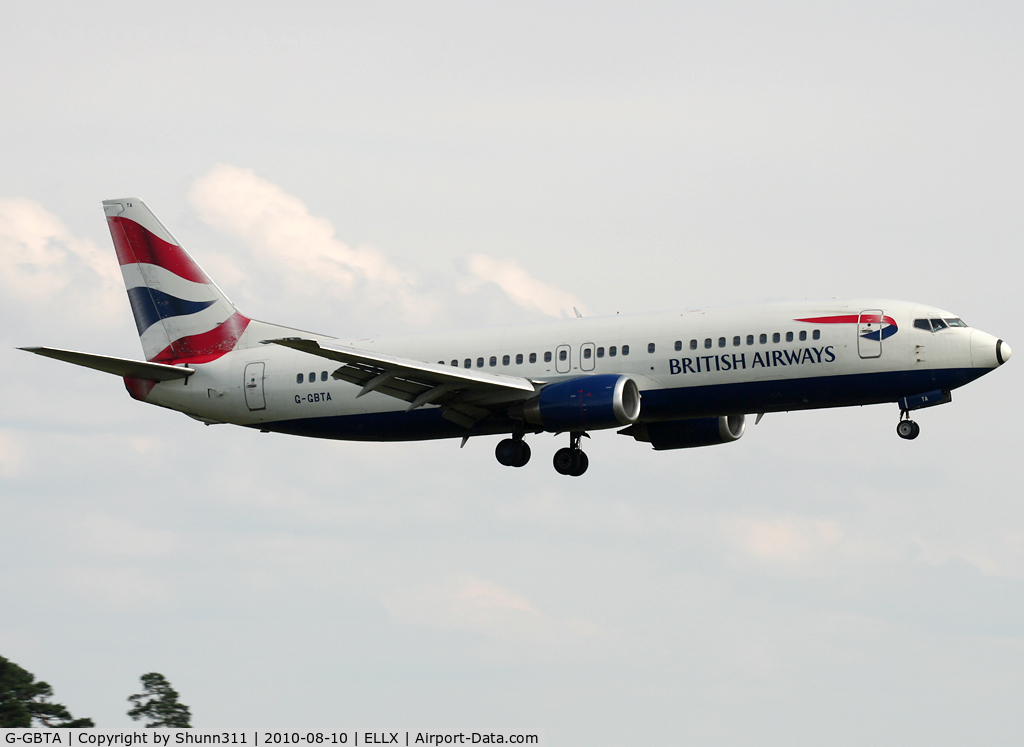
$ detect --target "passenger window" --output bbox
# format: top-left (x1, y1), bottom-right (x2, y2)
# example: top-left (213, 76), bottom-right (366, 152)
top-left (583, 348), bottom-right (592, 359)
top-left (786, 332), bottom-right (793, 342)
top-left (321, 371), bottom-right (328, 381)
top-left (451, 360), bottom-right (458, 367)
top-left (648, 343), bottom-right (655, 354)
top-left (718, 337), bottom-right (726, 348)
top-left (296, 373), bottom-right (304, 384)
top-left (516, 354), bottom-right (523, 364)
top-left (704, 338), bottom-right (712, 349)
top-left (559, 350), bottom-right (567, 361)
top-left (733, 336), bottom-right (740, 346)
top-left (544, 352), bottom-right (552, 363)
top-left (477, 357), bottom-right (485, 368)
top-left (622, 344), bottom-right (630, 356)
top-left (772, 333), bottom-right (780, 343)
top-left (529, 353), bottom-right (537, 363)
top-left (914, 319), bottom-right (931, 330)
top-left (309, 372), bottom-right (315, 382)
top-left (746, 335), bottom-right (754, 345)
top-left (812, 330), bottom-right (820, 340)
top-left (597, 347), bottom-right (605, 358)
top-left (674, 340), bottom-right (682, 351)
top-left (489, 356), bottom-right (497, 367)
top-left (502, 355), bottom-right (510, 365)
top-left (799, 331), bottom-right (806, 341)
top-left (464, 359), bottom-right (471, 368)
top-left (760, 333), bottom-right (767, 344)
top-left (690, 339), bottom-right (697, 350)
top-left (609, 346), bottom-right (617, 357)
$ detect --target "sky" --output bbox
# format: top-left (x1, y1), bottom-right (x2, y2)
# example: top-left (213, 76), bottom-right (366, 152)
top-left (1, 1), bottom-right (1023, 743)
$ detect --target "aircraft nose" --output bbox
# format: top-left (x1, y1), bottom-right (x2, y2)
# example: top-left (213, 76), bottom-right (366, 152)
top-left (971, 330), bottom-right (1010, 367)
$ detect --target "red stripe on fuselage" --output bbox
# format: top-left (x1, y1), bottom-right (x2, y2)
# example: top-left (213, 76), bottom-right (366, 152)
top-left (797, 314), bottom-right (896, 326)
top-left (107, 216), bottom-right (212, 284)
top-left (149, 312), bottom-right (251, 364)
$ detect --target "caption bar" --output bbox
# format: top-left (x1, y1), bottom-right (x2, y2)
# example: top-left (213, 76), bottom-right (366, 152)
top-left (1, 732), bottom-right (542, 746)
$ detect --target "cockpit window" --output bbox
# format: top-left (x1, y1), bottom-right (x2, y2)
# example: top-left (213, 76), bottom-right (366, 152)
top-left (945, 318), bottom-right (968, 327)
top-left (914, 319), bottom-right (931, 331)
top-left (931, 318), bottom-right (948, 330)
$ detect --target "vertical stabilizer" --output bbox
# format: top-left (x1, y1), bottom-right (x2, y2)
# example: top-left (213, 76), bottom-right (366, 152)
top-left (103, 198), bottom-right (250, 363)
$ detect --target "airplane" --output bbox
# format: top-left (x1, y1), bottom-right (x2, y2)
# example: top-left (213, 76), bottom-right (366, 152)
top-left (21, 198), bottom-right (1011, 476)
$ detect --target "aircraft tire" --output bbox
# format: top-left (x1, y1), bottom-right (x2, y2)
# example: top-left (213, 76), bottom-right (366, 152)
top-left (495, 438), bottom-right (519, 466)
top-left (553, 447), bottom-right (577, 475)
top-left (513, 441), bottom-right (531, 467)
top-left (896, 420), bottom-right (919, 440)
top-left (569, 451), bottom-right (589, 476)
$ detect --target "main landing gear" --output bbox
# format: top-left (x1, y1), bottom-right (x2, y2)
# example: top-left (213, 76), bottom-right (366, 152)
top-left (495, 436), bottom-right (531, 467)
top-left (896, 413), bottom-right (921, 440)
top-left (553, 431), bottom-right (589, 477)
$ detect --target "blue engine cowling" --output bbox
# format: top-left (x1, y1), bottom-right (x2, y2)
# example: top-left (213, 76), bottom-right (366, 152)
top-left (522, 374), bottom-right (641, 432)
top-left (620, 415), bottom-right (745, 450)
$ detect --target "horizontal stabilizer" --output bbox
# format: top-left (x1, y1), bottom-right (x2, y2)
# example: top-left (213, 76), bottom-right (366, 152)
top-left (19, 347), bottom-right (194, 381)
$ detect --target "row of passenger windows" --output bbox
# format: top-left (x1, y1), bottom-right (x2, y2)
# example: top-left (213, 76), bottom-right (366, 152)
top-left (434, 329), bottom-right (823, 369)
top-left (297, 371), bottom-right (329, 384)
top-left (678, 329), bottom-right (821, 351)
top-left (439, 345), bottom-right (635, 368)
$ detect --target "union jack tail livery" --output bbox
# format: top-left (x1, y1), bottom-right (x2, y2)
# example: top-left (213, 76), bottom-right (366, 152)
top-left (103, 198), bottom-right (251, 364)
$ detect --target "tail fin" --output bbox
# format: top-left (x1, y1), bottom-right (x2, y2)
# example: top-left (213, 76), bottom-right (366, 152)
top-left (103, 198), bottom-right (250, 364)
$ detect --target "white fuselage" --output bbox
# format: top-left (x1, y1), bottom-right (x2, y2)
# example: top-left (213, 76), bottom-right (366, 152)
top-left (139, 299), bottom-right (1004, 442)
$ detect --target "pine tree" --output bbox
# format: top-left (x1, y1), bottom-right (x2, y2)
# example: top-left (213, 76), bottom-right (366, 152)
top-left (0, 656), bottom-right (94, 728)
top-left (127, 673), bottom-right (191, 728)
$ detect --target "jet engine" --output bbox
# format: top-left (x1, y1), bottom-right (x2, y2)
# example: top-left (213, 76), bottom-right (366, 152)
top-left (519, 374), bottom-right (641, 432)
top-left (620, 415), bottom-right (745, 450)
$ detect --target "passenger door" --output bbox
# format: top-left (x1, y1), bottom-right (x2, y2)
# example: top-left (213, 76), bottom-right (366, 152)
top-left (857, 310), bottom-right (883, 359)
top-left (244, 362), bottom-right (266, 410)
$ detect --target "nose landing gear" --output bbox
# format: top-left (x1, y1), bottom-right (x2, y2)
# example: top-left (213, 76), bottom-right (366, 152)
top-left (896, 414), bottom-right (920, 440)
top-left (553, 431), bottom-right (589, 476)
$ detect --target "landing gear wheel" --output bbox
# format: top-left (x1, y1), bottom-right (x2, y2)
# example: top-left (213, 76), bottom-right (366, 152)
top-left (553, 447), bottom-right (577, 475)
top-left (896, 419), bottom-right (920, 440)
top-left (496, 438), bottom-right (531, 467)
top-left (569, 450), bottom-right (589, 477)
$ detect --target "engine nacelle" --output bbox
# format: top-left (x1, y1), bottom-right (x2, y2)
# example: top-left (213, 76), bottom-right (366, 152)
top-left (621, 415), bottom-right (745, 450)
top-left (521, 374), bottom-right (641, 432)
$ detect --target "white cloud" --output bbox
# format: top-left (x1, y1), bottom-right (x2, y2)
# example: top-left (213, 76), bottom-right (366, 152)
top-left (74, 515), bottom-right (179, 558)
top-left (188, 164), bottom-right (439, 326)
top-left (187, 164), bottom-right (582, 329)
top-left (380, 574), bottom-right (605, 653)
top-left (461, 253), bottom-right (584, 319)
top-left (0, 198), bottom-right (122, 327)
top-left (0, 430), bottom-right (24, 478)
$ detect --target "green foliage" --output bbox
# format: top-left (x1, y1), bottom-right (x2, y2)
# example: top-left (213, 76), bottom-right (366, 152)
top-left (0, 655), bottom-right (94, 728)
top-left (127, 672), bottom-right (191, 728)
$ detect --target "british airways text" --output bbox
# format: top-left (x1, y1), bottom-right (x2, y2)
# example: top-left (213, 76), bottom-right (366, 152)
top-left (669, 346), bottom-right (837, 375)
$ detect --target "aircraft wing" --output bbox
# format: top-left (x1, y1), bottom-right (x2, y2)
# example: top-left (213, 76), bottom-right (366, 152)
top-left (19, 347), bottom-right (194, 381)
top-left (263, 338), bottom-right (541, 428)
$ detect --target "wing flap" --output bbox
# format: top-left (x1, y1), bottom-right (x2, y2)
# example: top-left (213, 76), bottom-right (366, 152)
top-left (265, 338), bottom-right (539, 394)
top-left (264, 337), bottom-right (540, 427)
